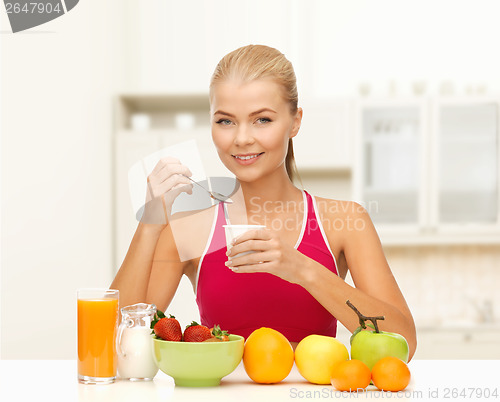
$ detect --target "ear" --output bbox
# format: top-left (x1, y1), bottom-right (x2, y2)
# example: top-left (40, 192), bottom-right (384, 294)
top-left (289, 107), bottom-right (303, 139)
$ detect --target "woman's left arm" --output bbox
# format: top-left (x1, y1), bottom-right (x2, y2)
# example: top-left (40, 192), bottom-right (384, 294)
top-left (300, 201), bottom-right (417, 359)
top-left (226, 200), bottom-right (417, 360)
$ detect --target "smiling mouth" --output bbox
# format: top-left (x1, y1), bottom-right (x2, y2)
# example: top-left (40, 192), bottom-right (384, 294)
top-left (232, 152), bottom-right (264, 161)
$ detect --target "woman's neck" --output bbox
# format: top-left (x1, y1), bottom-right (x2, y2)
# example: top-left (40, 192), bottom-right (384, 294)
top-left (227, 167), bottom-right (303, 225)
top-left (239, 168), bottom-right (300, 204)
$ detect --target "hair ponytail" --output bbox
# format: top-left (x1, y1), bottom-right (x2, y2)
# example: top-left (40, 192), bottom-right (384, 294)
top-left (285, 139), bottom-right (300, 184)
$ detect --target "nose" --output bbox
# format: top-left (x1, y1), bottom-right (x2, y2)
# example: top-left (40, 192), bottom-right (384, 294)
top-left (234, 124), bottom-right (254, 146)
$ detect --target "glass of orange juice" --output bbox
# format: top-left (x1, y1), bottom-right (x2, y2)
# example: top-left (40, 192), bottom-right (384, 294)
top-left (77, 288), bottom-right (119, 384)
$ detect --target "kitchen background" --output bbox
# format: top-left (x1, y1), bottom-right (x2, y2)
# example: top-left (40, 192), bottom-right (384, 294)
top-left (2, 0), bottom-right (500, 359)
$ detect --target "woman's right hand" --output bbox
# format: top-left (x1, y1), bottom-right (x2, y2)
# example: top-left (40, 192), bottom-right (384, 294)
top-left (140, 157), bottom-right (193, 226)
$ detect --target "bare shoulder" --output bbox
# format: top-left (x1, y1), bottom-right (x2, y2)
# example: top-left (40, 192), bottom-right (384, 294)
top-left (312, 196), bottom-right (374, 249)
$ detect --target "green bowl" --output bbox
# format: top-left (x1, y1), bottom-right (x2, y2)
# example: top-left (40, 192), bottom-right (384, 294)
top-left (152, 334), bottom-right (244, 387)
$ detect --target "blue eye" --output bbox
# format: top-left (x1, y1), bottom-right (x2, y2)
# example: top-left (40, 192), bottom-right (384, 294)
top-left (257, 117), bottom-right (271, 124)
top-left (216, 119), bottom-right (232, 125)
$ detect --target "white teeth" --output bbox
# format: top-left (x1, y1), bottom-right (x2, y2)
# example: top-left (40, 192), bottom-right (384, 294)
top-left (235, 154), bottom-right (261, 160)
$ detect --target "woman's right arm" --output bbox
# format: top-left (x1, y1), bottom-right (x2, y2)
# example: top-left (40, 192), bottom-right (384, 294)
top-left (110, 156), bottom-right (193, 309)
top-left (110, 223), bottom-right (166, 309)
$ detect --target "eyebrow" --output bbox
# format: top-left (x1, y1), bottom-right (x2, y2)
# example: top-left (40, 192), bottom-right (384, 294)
top-left (213, 108), bottom-right (277, 117)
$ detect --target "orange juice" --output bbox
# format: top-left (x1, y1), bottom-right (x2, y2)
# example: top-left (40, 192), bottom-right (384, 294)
top-left (78, 295), bottom-right (119, 381)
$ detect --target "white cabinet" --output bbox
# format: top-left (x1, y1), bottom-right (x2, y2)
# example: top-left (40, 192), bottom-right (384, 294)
top-left (430, 99), bottom-right (500, 229)
top-left (354, 97), bottom-right (500, 244)
top-left (354, 100), bottom-right (427, 227)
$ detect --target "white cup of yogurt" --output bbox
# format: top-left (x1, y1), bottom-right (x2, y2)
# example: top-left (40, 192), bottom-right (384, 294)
top-left (223, 224), bottom-right (266, 259)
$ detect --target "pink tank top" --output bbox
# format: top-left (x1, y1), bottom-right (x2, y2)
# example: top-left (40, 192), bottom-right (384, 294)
top-left (195, 190), bottom-right (338, 342)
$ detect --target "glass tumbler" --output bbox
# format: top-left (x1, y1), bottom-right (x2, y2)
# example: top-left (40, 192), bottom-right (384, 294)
top-left (77, 288), bottom-right (119, 384)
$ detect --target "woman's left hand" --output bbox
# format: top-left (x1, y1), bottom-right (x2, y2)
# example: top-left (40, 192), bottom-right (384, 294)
top-left (224, 228), bottom-right (310, 285)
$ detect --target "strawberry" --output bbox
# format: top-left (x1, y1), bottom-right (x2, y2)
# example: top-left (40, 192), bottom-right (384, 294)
top-left (211, 324), bottom-right (230, 341)
top-left (151, 310), bottom-right (182, 341)
top-left (183, 321), bottom-right (212, 342)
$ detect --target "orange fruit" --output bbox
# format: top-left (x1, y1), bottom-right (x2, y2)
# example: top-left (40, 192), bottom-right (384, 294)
top-left (243, 327), bottom-right (294, 384)
top-left (371, 356), bottom-right (411, 392)
top-left (330, 359), bottom-right (371, 391)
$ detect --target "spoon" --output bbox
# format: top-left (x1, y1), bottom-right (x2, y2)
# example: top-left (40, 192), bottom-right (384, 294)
top-left (183, 175), bottom-right (233, 204)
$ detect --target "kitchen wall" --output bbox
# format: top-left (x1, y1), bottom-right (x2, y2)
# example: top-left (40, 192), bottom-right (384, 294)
top-left (384, 245), bottom-right (500, 327)
top-left (1, 1), bottom-right (122, 358)
top-left (2, 0), bottom-right (500, 359)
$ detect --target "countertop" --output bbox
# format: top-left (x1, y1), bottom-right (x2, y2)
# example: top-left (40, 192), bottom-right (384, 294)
top-left (1, 360), bottom-right (500, 402)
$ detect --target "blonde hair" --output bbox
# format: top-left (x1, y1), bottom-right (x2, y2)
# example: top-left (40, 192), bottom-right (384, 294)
top-left (209, 45), bottom-right (300, 183)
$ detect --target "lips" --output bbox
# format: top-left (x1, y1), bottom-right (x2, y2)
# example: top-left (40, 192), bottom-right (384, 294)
top-left (232, 152), bottom-right (264, 165)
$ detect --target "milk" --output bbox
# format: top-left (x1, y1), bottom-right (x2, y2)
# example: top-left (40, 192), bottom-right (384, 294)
top-left (117, 326), bottom-right (158, 380)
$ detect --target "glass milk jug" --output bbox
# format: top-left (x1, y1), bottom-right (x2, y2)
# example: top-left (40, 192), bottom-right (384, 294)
top-left (116, 303), bottom-right (159, 381)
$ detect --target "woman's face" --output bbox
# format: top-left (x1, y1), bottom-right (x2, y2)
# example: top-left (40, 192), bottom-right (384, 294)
top-left (210, 79), bottom-right (302, 183)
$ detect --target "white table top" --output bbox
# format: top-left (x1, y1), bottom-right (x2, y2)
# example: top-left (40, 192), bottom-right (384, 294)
top-left (1, 360), bottom-right (499, 402)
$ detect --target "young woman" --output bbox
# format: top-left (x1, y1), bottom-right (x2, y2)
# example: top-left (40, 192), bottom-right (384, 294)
top-left (111, 45), bottom-right (417, 358)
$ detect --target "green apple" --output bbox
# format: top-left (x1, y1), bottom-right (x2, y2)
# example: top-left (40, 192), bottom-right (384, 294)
top-left (346, 300), bottom-right (409, 370)
top-left (350, 328), bottom-right (409, 370)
